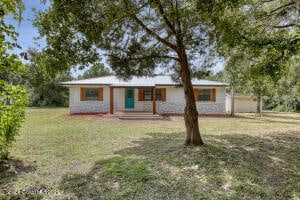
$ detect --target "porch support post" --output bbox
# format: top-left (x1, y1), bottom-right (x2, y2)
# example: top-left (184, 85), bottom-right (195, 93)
top-left (152, 87), bottom-right (156, 114)
top-left (110, 87), bottom-right (114, 114)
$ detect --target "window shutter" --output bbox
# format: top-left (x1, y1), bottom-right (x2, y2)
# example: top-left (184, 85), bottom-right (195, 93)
top-left (138, 88), bottom-right (143, 101)
top-left (211, 88), bottom-right (216, 102)
top-left (80, 88), bottom-right (85, 101)
top-left (98, 88), bottom-right (103, 101)
top-left (161, 88), bottom-right (166, 102)
top-left (193, 88), bottom-right (198, 101)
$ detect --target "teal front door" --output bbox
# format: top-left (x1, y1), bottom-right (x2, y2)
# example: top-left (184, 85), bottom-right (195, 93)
top-left (125, 88), bottom-right (135, 109)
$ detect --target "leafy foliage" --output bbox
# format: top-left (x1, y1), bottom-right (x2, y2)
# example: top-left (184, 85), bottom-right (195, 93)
top-left (264, 55), bottom-right (300, 111)
top-left (0, 81), bottom-right (27, 159)
top-left (77, 62), bottom-right (111, 80)
top-left (23, 50), bottom-right (72, 107)
top-left (0, 0), bottom-right (28, 159)
top-left (25, 66), bottom-right (71, 107)
top-left (34, 0), bottom-right (215, 77)
top-left (0, 0), bottom-right (25, 75)
top-left (208, 0), bottom-right (300, 113)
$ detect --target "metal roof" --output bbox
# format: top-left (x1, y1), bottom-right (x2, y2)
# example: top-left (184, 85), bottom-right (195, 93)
top-left (61, 75), bottom-right (229, 87)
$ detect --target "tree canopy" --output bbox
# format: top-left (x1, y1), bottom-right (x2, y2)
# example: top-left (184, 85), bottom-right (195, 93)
top-left (35, 1), bottom-right (217, 76)
top-left (213, 0), bottom-right (299, 78)
top-left (77, 63), bottom-right (112, 80)
top-left (208, 0), bottom-right (299, 114)
top-left (22, 50), bottom-right (72, 107)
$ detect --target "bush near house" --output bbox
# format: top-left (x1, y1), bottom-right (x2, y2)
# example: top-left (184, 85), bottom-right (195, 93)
top-left (0, 82), bottom-right (27, 159)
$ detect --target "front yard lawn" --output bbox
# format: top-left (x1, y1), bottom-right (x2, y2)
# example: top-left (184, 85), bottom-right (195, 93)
top-left (1, 108), bottom-right (299, 199)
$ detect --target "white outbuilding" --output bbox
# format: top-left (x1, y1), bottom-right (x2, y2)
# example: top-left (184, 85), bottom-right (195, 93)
top-left (226, 94), bottom-right (262, 113)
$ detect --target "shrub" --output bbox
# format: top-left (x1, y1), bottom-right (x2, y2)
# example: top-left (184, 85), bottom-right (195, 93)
top-left (0, 81), bottom-right (28, 159)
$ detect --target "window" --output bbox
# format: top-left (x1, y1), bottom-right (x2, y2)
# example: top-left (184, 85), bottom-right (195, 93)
top-left (85, 88), bottom-right (99, 101)
top-left (139, 88), bottom-right (166, 101)
top-left (143, 88), bottom-right (152, 101)
top-left (198, 89), bottom-right (211, 101)
top-left (156, 88), bottom-right (162, 101)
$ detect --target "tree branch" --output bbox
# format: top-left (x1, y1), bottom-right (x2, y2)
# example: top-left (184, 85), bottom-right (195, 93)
top-left (174, 0), bottom-right (184, 50)
top-left (107, 54), bottom-right (179, 61)
top-left (261, 0), bottom-right (276, 3)
top-left (155, 0), bottom-right (177, 35)
top-left (131, 14), bottom-right (178, 51)
top-left (268, 1), bottom-right (295, 15)
top-left (257, 1), bottom-right (295, 20)
top-left (272, 23), bottom-right (296, 28)
top-left (175, 0), bottom-right (182, 38)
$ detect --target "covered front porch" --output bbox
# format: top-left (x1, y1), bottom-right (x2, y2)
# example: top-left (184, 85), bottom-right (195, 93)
top-left (109, 86), bottom-right (161, 115)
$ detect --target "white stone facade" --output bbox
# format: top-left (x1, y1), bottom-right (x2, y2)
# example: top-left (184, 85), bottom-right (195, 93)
top-left (68, 86), bottom-right (226, 115)
top-left (156, 86), bottom-right (226, 115)
top-left (69, 86), bottom-right (110, 114)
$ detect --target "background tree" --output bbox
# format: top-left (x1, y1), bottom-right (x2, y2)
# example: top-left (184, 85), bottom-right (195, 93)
top-left (24, 65), bottom-right (72, 107)
top-left (243, 66), bottom-right (275, 114)
top-left (211, 0), bottom-right (299, 62)
top-left (23, 50), bottom-right (72, 107)
top-left (264, 55), bottom-right (300, 111)
top-left (77, 62), bottom-right (112, 80)
top-left (222, 50), bottom-right (247, 117)
top-left (209, 0), bottom-right (299, 114)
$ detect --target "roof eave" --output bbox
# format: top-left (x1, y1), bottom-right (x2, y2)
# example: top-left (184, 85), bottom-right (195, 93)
top-left (60, 83), bottom-right (112, 86)
top-left (61, 83), bottom-right (228, 87)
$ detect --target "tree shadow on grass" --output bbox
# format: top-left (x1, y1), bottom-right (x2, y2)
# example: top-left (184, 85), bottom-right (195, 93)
top-left (262, 112), bottom-right (300, 120)
top-left (0, 159), bottom-right (36, 186)
top-left (60, 131), bottom-right (300, 200)
top-left (0, 159), bottom-right (43, 199)
top-left (234, 114), bottom-right (300, 125)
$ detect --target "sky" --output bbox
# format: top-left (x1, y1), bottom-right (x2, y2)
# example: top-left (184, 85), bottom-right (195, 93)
top-left (5, 0), bottom-right (86, 76)
top-left (6, 0), bottom-right (47, 54)
top-left (5, 0), bottom-right (224, 78)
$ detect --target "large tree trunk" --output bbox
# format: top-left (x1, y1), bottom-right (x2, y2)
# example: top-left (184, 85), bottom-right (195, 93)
top-left (256, 93), bottom-right (261, 115)
top-left (231, 85), bottom-right (235, 117)
top-left (178, 50), bottom-right (204, 146)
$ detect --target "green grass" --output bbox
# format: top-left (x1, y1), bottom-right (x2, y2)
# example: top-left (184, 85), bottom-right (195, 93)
top-left (1, 108), bottom-right (299, 199)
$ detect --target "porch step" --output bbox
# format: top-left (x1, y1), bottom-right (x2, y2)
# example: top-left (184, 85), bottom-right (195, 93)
top-left (113, 113), bottom-right (163, 120)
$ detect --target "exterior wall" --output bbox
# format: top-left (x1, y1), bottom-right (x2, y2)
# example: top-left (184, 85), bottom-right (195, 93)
top-left (133, 88), bottom-right (152, 111)
top-left (157, 86), bottom-right (226, 115)
top-left (196, 87), bottom-right (226, 115)
top-left (226, 95), bottom-right (262, 113)
top-left (69, 86), bottom-right (110, 114)
top-left (114, 88), bottom-right (125, 111)
top-left (69, 85), bottom-right (226, 115)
